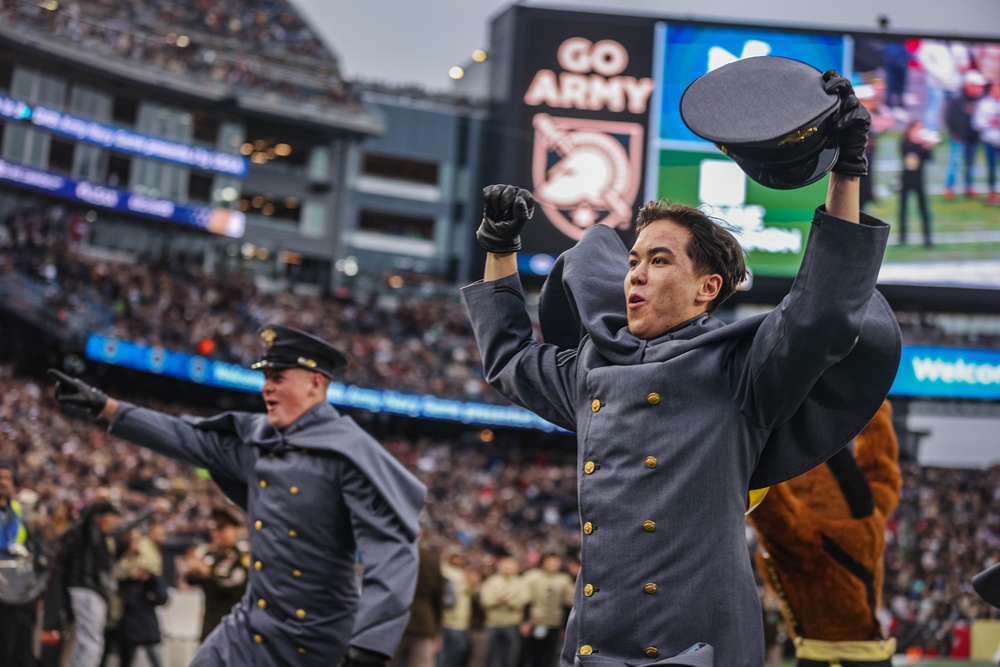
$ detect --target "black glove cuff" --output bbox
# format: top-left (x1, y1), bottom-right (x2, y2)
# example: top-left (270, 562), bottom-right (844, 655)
top-left (476, 226), bottom-right (522, 254)
top-left (832, 162), bottom-right (868, 178)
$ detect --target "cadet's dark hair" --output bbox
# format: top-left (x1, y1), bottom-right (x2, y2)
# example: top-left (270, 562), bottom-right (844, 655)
top-left (634, 201), bottom-right (747, 313)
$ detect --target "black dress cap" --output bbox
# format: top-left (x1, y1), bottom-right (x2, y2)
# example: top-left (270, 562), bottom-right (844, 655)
top-left (973, 562), bottom-right (1000, 608)
top-left (680, 56), bottom-right (841, 190)
top-left (251, 324), bottom-right (349, 379)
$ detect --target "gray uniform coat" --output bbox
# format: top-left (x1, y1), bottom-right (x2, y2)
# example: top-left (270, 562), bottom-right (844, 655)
top-left (110, 399), bottom-right (426, 666)
top-left (461, 208), bottom-right (900, 667)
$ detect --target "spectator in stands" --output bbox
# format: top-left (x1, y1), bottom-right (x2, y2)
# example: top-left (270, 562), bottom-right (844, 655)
top-left (440, 547), bottom-right (473, 667)
top-left (184, 508), bottom-right (250, 642)
top-left (59, 501), bottom-right (122, 667)
top-left (114, 527), bottom-right (167, 667)
top-left (49, 323), bottom-right (426, 667)
top-left (0, 458), bottom-right (41, 667)
top-left (393, 537), bottom-right (445, 667)
top-left (520, 553), bottom-right (574, 667)
top-left (480, 557), bottom-right (528, 667)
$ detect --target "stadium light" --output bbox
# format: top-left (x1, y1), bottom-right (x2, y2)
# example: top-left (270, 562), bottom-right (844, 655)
top-left (448, 66), bottom-right (465, 80)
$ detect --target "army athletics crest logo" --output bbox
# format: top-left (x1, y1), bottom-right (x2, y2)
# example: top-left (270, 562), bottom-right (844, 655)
top-left (532, 113), bottom-right (644, 241)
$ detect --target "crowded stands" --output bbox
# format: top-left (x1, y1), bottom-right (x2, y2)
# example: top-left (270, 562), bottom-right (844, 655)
top-left (2, 361), bottom-right (1000, 658)
top-left (5, 206), bottom-right (1000, 412)
top-left (0, 0), bottom-right (359, 110)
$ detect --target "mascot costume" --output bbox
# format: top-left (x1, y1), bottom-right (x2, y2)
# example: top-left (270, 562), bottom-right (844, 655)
top-left (749, 400), bottom-right (901, 666)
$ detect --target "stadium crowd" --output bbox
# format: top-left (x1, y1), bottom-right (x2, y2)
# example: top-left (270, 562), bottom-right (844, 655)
top-left (884, 462), bottom-right (1000, 654)
top-left (1, 206), bottom-right (498, 403)
top-left (6, 207), bottom-right (1000, 411)
top-left (0, 0), bottom-right (359, 110)
top-left (1, 359), bottom-right (1000, 660)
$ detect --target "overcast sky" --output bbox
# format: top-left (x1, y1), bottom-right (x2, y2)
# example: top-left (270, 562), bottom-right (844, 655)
top-left (293, 0), bottom-right (1000, 91)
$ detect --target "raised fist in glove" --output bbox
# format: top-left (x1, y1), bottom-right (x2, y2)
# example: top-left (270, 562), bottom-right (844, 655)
top-left (823, 70), bottom-right (872, 177)
top-left (477, 184), bottom-right (534, 254)
top-left (48, 369), bottom-right (108, 418)
top-left (338, 647), bottom-right (389, 667)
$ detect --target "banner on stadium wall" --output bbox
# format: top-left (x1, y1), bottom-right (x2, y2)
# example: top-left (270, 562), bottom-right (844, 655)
top-left (891, 346), bottom-right (1000, 400)
top-left (0, 93), bottom-right (248, 178)
top-left (0, 159), bottom-right (245, 238)
top-left (498, 10), bottom-right (657, 259)
top-left (84, 334), bottom-right (566, 433)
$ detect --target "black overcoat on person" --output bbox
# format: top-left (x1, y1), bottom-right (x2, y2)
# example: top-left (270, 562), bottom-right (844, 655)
top-left (118, 573), bottom-right (168, 646)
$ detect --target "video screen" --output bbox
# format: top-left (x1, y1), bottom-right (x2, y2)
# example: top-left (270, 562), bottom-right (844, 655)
top-left (647, 23), bottom-right (1000, 289)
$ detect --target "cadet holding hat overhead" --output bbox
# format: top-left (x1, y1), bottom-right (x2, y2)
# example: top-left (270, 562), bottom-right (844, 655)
top-left (462, 57), bottom-right (900, 667)
top-left (48, 324), bottom-right (427, 667)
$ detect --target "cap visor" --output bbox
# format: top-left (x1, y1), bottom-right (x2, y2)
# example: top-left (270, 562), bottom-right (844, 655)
top-left (730, 143), bottom-right (839, 190)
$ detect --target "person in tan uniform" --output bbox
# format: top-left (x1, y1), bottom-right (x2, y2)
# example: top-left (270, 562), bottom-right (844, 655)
top-left (520, 554), bottom-right (574, 667)
top-left (440, 549), bottom-right (473, 667)
top-left (480, 558), bottom-right (529, 667)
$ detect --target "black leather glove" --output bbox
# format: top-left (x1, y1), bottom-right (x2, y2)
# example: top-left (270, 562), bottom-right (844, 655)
top-left (823, 70), bottom-right (872, 177)
top-left (48, 369), bottom-right (108, 418)
top-left (476, 184), bottom-right (534, 254)
top-left (338, 647), bottom-right (389, 667)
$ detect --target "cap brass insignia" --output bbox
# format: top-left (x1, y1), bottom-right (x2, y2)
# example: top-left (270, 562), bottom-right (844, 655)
top-left (260, 328), bottom-right (277, 349)
top-left (777, 126), bottom-right (818, 147)
top-left (298, 357), bottom-right (318, 369)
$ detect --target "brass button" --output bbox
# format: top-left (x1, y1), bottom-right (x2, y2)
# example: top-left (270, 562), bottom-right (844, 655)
top-left (645, 456), bottom-right (657, 469)
top-left (254, 560), bottom-right (262, 571)
top-left (289, 530), bottom-right (298, 538)
top-left (583, 522), bottom-right (593, 535)
top-left (293, 569), bottom-right (302, 578)
top-left (259, 480), bottom-right (267, 489)
top-left (254, 634), bottom-right (264, 644)
top-left (584, 461), bottom-right (596, 475)
top-left (268, 452), bottom-right (276, 458)
top-left (647, 392), bottom-right (660, 405)
top-left (296, 609), bottom-right (306, 619)
top-left (254, 520), bottom-right (263, 530)
top-left (644, 583), bottom-right (657, 594)
top-left (591, 399), bottom-right (601, 412)
top-left (643, 520), bottom-right (656, 532)
top-left (298, 648), bottom-right (307, 655)
top-left (579, 646), bottom-right (593, 656)
top-left (258, 599), bottom-right (267, 609)
top-left (290, 486), bottom-right (300, 495)
top-left (646, 647), bottom-right (658, 658)
top-left (583, 584), bottom-right (594, 597)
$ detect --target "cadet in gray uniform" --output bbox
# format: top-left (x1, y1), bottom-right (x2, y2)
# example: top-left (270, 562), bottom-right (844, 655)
top-left (461, 75), bottom-right (900, 666)
top-left (49, 325), bottom-right (427, 667)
